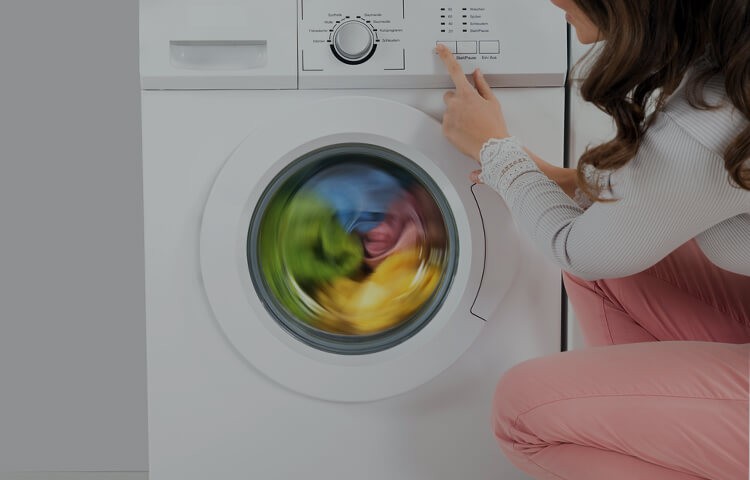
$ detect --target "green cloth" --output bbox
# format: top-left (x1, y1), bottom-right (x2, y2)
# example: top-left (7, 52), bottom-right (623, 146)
top-left (258, 190), bottom-right (364, 322)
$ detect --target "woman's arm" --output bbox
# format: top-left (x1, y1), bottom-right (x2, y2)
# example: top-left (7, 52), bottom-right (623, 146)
top-left (478, 122), bottom-right (745, 280)
top-left (436, 45), bottom-right (744, 280)
top-left (433, 45), bottom-right (578, 200)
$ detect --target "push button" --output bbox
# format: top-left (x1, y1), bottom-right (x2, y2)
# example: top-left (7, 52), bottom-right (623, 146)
top-left (479, 41), bottom-right (500, 54)
top-left (436, 41), bottom-right (457, 53)
top-left (456, 41), bottom-right (477, 54)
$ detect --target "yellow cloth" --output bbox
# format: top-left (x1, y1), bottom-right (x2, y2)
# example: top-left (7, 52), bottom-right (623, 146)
top-left (314, 249), bottom-right (442, 335)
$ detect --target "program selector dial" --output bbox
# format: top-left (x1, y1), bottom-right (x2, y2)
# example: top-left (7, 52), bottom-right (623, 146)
top-left (331, 20), bottom-right (377, 65)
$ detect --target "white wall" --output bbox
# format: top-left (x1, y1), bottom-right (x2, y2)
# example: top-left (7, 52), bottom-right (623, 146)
top-left (0, 0), bottom-right (147, 471)
top-left (566, 34), bottom-right (616, 350)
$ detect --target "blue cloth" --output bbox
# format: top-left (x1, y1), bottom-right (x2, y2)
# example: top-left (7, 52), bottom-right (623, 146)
top-left (302, 164), bottom-right (404, 233)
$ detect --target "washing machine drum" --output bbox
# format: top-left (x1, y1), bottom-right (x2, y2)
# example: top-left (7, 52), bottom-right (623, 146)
top-left (200, 96), bottom-right (518, 402)
top-left (251, 144), bottom-right (458, 355)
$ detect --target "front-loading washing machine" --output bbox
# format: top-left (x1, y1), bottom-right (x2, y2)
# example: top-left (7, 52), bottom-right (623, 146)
top-left (141, 1), bottom-right (567, 478)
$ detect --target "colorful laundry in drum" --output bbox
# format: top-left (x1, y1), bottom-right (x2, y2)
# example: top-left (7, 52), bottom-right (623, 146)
top-left (257, 161), bottom-right (450, 335)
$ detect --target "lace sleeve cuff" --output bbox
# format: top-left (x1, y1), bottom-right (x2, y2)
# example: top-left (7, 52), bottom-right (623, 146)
top-left (572, 164), bottom-right (612, 210)
top-left (572, 187), bottom-right (594, 210)
top-left (477, 137), bottom-right (540, 195)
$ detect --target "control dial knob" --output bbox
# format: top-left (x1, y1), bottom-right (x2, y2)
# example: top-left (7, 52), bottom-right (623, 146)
top-left (331, 20), bottom-right (377, 65)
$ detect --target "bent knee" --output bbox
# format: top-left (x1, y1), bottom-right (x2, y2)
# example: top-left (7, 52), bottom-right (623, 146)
top-left (492, 356), bottom-right (558, 448)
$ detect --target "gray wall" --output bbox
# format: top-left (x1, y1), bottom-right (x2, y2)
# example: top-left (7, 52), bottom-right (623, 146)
top-left (0, 0), bottom-right (146, 471)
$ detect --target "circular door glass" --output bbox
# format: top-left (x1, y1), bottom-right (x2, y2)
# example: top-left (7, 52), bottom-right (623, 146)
top-left (248, 144), bottom-right (458, 355)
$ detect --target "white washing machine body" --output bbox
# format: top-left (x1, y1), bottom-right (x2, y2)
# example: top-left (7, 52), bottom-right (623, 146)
top-left (142, 1), bottom-right (566, 478)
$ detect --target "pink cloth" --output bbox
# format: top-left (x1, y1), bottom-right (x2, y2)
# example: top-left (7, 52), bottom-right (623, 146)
top-left (361, 193), bottom-right (424, 269)
top-left (493, 240), bottom-right (750, 480)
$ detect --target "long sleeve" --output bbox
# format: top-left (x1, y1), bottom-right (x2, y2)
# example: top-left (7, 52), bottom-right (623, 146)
top-left (478, 114), bottom-right (750, 280)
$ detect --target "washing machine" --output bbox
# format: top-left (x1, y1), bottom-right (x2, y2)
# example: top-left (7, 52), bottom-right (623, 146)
top-left (141, 1), bottom-right (567, 478)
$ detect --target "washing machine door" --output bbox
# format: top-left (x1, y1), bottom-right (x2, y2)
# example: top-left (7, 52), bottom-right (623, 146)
top-left (200, 96), bottom-right (518, 402)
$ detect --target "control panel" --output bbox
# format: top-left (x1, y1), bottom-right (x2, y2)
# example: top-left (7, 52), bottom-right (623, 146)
top-left (139, 0), bottom-right (566, 90)
top-left (299, 0), bottom-right (566, 89)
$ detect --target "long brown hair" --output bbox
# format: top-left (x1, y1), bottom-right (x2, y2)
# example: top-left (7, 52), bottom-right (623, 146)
top-left (572, 0), bottom-right (750, 199)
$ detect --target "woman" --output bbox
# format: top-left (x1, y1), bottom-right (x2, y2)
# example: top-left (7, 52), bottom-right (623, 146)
top-left (437, 0), bottom-right (750, 478)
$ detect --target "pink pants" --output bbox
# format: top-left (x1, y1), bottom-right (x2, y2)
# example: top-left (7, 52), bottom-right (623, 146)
top-left (493, 240), bottom-right (750, 480)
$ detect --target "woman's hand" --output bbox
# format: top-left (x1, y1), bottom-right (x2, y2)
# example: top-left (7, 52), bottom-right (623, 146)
top-left (437, 46), bottom-right (580, 195)
top-left (436, 44), bottom-right (510, 163)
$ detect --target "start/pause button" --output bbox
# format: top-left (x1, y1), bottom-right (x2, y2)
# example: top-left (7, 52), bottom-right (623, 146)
top-left (456, 41), bottom-right (477, 54)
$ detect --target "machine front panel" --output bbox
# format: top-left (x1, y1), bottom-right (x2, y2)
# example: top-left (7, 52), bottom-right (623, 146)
top-left (299, 0), bottom-right (566, 88)
top-left (140, 0), bottom-right (567, 89)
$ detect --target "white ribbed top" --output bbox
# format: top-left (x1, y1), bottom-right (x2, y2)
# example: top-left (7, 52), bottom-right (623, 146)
top-left (479, 74), bottom-right (750, 280)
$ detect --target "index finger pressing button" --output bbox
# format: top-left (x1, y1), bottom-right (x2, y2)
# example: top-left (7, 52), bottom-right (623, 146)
top-left (436, 41), bottom-right (457, 54)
